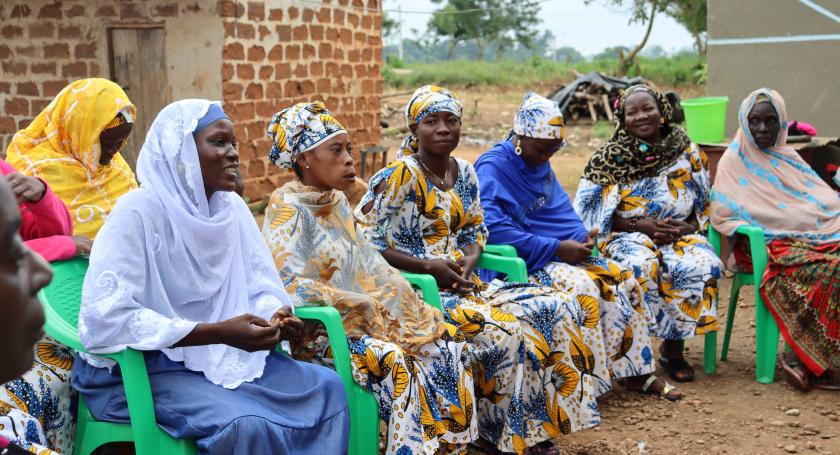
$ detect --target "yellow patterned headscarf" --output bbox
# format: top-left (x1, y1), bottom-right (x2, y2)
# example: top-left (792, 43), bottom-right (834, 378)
top-left (398, 85), bottom-right (462, 158)
top-left (5, 78), bottom-right (139, 239)
top-left (266, 101), bottom-right (347, 169)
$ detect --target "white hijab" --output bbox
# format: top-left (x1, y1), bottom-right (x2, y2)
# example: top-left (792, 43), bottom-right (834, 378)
top-left (79, 99), bottom-right (293, 389)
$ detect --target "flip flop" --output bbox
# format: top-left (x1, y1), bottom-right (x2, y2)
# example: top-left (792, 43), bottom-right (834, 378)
top-left (639, 374), bottom-right (683, 402)
top-left (658, 356), bottom-right (695, 382)
top-left (779, 352), bottom-right (811, 392)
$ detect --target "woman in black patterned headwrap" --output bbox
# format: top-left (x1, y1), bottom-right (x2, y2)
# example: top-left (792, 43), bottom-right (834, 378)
top-left (573, 85), bottom-right (722, 383)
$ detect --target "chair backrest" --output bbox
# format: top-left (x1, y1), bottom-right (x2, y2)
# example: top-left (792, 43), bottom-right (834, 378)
top-left (38, 257), bottom-right (89, 351)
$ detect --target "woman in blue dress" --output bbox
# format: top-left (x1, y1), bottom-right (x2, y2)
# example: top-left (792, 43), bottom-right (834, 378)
top-left (71, 100), bottom-right (349, 454)
top-left (476, 92), bottom-right (681, 400)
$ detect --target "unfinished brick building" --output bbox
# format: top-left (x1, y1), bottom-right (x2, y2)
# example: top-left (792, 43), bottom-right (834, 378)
top-left (0, 0), bottom-right (383, 199)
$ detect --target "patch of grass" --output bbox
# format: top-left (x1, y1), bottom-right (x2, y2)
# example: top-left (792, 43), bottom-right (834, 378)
top-left (592, 121), bottom-right (614, 140)
top-left (383, 55), bottom-right (705, 90)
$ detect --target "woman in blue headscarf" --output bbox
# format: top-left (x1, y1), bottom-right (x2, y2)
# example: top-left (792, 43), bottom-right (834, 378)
top-left (476, 92), bottom-right (681, 401)
top-left (71, 100), bottom-right (349, 454)
top-left (357, 85), bottom-right (611, 455)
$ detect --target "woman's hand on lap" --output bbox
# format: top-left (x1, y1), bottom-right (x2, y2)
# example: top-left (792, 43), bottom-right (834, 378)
top-left (217, 313), bottom-right (281, 352)
top-left (423, 259), bottom-right (474, 293)
top-left (555, 240), bottom-right (592, 264)
top-left (271, 307), bottom-right (303, 341)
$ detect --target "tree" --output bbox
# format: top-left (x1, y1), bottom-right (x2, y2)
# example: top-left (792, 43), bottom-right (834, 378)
top-left (585, 0), bottom-right (666, 75)
top-left (665, 0), bottom-right (707, 56)
top-left (428, 0), bottom-right (542, 60)
top-left (592, 45), bottom-right (631, 60)
top-left (554, 46), bottom-right (585, 64)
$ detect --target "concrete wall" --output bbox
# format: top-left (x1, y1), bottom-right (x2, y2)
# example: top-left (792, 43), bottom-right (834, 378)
top-left (707, 0), bottom-right (840, 137)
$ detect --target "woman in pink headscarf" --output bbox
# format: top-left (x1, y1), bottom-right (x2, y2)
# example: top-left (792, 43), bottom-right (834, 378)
top-left (711, 88), bottom-right (840, 391)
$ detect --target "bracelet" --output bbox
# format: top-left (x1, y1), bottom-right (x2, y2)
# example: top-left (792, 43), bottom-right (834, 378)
top-left (628, 218), bottom-right (638, 232)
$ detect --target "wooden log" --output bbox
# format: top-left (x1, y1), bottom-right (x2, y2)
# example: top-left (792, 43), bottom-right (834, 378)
top-left (601, 94), bottom-right (613, 122)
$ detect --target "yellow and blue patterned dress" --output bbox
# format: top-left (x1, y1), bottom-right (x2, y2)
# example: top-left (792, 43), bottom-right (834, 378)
top-left (262, 181), bottom-right (477, 455)
top-left (476, 139), bottom-right (657, 382)
top-left (357, 156), bottom-right (608, 454)
top-left (574, 144), bottom-right (722, 340)
top-left (0, 336), bottom-right (74, 454)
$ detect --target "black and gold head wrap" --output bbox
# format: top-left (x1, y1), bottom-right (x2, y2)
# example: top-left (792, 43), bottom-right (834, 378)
top-left (582, 85), bottom-right (691, 185)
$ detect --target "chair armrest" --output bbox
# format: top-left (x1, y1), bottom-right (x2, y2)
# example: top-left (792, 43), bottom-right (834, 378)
top-left (478, 252), bottom-right (528, 283)
top-left (401, 272), bottom-right (443, 311)
top-left (40, 295), bottom-right (86, 352)
top-left (294, 306), bottom-right (355, 386)
top-left (484, 244), bottom-right (518, 258)
top-left (735, 225), bottom-right (768, 277)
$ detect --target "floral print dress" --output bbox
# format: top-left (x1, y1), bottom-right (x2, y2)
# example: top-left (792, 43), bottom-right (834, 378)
top-left (0, 336), bottom-right (75, 454)
top-left (357, 156), bottom-right (608, 454)
top-left (530, 258), bottom-right (657, 380)
top-left (573, 144), bottom-right (722, 340)
top-left (262, 181), bottom-right (477, 455)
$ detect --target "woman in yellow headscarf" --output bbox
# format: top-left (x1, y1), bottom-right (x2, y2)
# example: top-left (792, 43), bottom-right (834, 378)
top-left (1, 79), bottom-right (136, 454)
top-left (6, 78), bottom-right (138, 240)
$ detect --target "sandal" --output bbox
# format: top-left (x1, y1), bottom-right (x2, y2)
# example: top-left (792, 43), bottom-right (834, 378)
top-left (627, 374), bottom-right (683, 401)
top-left (811, 370), bottom-right (840, 391)
top-left (779, 352), bottom-right (811, 392)
top-left (658, 356), bottom-right (695, 382)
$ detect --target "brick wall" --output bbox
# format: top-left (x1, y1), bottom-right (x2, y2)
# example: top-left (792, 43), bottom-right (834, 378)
top-left (0, 0), bottom-right (383, 201)
top-left (219, 0), bottom-right (383, 199)
top-left (0, 1), bottom-right (220, 152)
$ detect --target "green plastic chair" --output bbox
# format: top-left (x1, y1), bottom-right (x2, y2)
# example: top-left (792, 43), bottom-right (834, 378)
top-left (484, 244), bottom-right (719, 375)
top-left (708, 225), bottom-right (780, 384)
top-left (294, 306), bottom-right (379, 454)
top-left (39, 258), bottom-right (197, 455)
top-left (39, 258), bottom-right (378, 455)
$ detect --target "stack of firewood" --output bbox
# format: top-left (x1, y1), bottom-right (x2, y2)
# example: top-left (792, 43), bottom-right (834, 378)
top-left (548, 71), bottom-right (648, 124)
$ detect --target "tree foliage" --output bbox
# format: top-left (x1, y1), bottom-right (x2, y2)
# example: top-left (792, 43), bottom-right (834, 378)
top-left (427, 0), bottom-right (542, 60)
top-left (664, 0), bottom-right (707, 56)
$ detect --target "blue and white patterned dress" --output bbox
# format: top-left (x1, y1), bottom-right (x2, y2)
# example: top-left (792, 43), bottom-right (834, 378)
top-left (573, 144), bottom-right (722, 340)
top-left (357, 155), bottom-right (608, 454)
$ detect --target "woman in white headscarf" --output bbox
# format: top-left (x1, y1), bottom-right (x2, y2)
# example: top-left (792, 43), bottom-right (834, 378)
top-left (475, 93), bottom-right (679, 401)
top-left (71, 100), bottom-right (349, 454)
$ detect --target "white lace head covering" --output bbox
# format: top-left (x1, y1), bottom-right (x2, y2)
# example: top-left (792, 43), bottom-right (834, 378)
top-left (79, 99), bottom-right (293, 389)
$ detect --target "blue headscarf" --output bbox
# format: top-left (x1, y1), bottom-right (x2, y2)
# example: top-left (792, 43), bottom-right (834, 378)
top-left (193, 103), bottom-right (230, 134)
top-left (475, 96), bottom-right (587, 276)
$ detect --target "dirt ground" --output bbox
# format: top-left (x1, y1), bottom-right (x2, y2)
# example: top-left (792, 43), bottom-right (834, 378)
top-left (377, 85), bottom-right (840, 455)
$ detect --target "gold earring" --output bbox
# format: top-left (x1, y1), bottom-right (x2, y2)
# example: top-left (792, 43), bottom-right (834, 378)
top-left (660, 117), bottom-right (665, 124)
top-left (515, 139), bottom-right (523, 156)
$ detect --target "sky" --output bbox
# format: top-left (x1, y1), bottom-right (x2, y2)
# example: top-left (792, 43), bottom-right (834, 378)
top-left (382, 0), bottom-right (697, 56)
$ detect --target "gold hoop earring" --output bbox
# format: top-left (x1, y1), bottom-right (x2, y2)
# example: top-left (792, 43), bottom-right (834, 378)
top-left (660, 117), bottom-right (665, 125)
top-left (515, 139), bottom-right (523, 156)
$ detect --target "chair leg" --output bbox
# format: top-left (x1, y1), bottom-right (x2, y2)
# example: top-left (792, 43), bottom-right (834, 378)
top-left (347, 385), bottom-right (380, 455)
top-left (755, 290), bottom-right (781, 384)
top-left (720, 276), bottom-right (742, 361)
top-left (703, 330), bottom-right (717, 374)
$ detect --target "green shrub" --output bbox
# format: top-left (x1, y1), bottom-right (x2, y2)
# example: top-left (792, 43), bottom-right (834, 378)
top-left (382, 55), bottom-right (705, 90)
